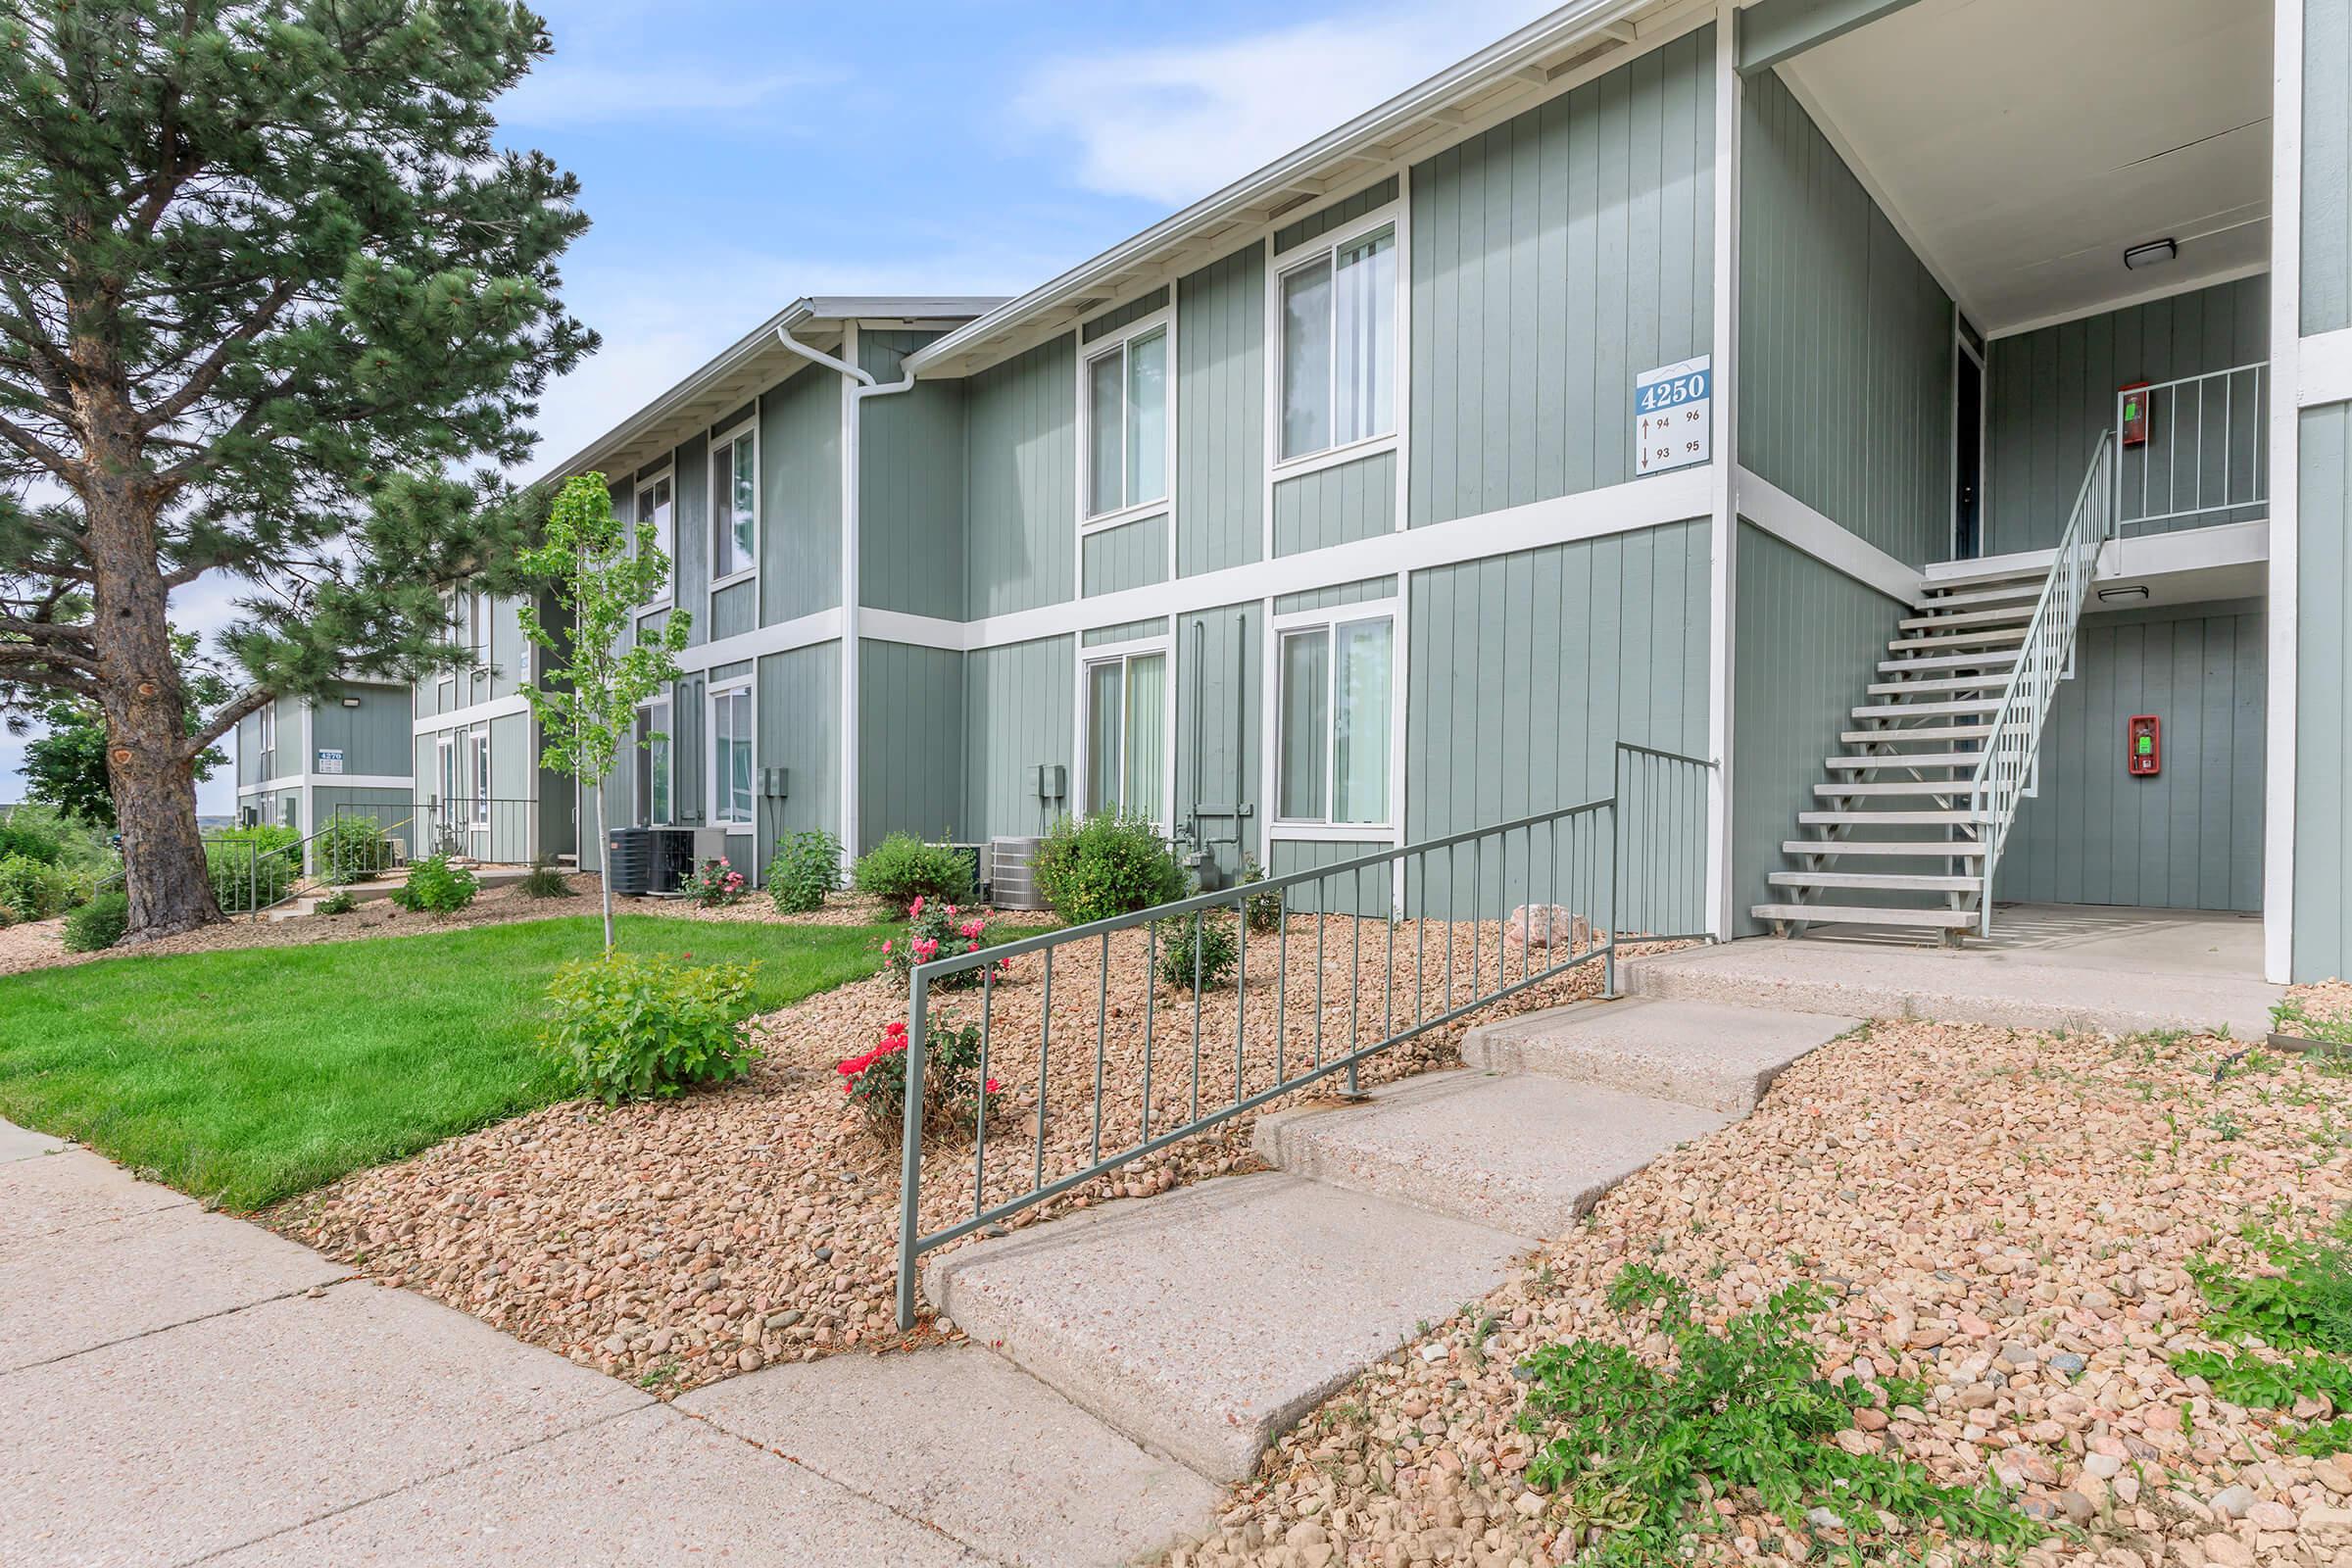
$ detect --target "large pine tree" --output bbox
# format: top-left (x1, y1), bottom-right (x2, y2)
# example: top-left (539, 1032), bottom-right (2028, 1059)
top-left (0, 0), bottom-right (593, 937)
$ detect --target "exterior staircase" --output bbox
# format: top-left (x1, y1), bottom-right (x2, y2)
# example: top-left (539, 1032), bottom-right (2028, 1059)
top-left (1753, 433), bottom-right (2119, 943)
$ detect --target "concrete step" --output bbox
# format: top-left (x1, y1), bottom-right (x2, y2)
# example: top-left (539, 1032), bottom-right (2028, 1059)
top-left (1840, 723), bottom-right (1992, 745)
top-left (1898, 604), bottom-right (2034, 632)
top-left (1251, 1070), bottom-right (1727, 1237)
top-left (924, 1174), bottom-right (1527, 1483)
top-left (1753, 902), bottom-right (1976, 930)
top-left (1825, 753), bottom-right (1977, 770)
top-left (1886, 627), bottom-right (2028, 652)
top-left (1457, 997), bottom-right (1854, 1114)
top-left (1783, 838), bottom-right (1984, 858)
top-left (1814, 780), bottom-right (1970, 799)
top-left (1850, 697), bottom-right (2002, 720)
top-left (1879, 649), bottom-right (2020, 673)
top-left (1768, 870), bottom-right (1981, 894)
top-left (1797, 808), bottom-right (1984, 827)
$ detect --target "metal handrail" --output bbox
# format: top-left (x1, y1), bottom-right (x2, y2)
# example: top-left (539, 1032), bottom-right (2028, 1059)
top-left (1971, 433), bottom-right (2117, 937)
top-left (2115, 361), bottom-right (2267, 533)
top-left (889, 741), bottom-right (1717, 1327)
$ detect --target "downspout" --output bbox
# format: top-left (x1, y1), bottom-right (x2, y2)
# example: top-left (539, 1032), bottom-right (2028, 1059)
top-left (774, 319), bottom-right (915, 866)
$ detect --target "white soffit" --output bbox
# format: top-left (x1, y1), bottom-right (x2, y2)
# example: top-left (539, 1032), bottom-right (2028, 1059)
top-left (1783, 0), bottom-right (2272, 334)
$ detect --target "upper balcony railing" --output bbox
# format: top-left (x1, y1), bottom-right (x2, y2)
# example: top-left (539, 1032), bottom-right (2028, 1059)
top-left (2114, 363), bottom-right (2268, 536)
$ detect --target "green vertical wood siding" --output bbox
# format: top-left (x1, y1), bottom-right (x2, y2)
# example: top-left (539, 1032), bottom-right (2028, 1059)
top-left (670, 431), bottom-right (709, 644)
top-left (1729, 522), bottom-right (1915, 936)
top-left (1083, 616), bottom-right (1168, 648)
top-left (756, 641), bottom-right (842, 873)
top-left (963, 635), bottom-right (1075, 841)
top-left (2309, 0), bottom-right (2352, 335)
top-left (1268, 839), bottom-right (1392, 917)
top-left (965, 334), bottom-right (1077, 616)
top-left (1081, 514), bottom-right (1169, 596)
top-left (859, 640), bottom-right (965, 850)
top-left (1174, 601), bottom-right (1262, 889)
top-left (1176, 242), bottom-right (1265, 578)
top-left (1080, 288), bottom-right (1169, 344)
top-left (1273, 452), bottom-right (1396, 556)
top-left (2003, 601), bottom-right (2265, 912)
top-left (1409, 26), bottom-right (1714, 529)
top-left (308, 684), bottom-right (411, 778)
top-left (760, 364), bottom-right (842, 623)
top-left (859, 329), bottom-right (966, 619)
top-left (1739, 67), bottom-right (1951, 567)
top-left (710, 579), bottom-right (757, 641)
top-left (1985, 275), bottom-right (2269, 555)
top-left (672, 672), bottom-right (706, 827)
top-left (1274, 576), bottom-right (1398, 615)
top-left (1274, 177), bottom-right (1399, 255)
top-left (2298, 402), bottom-right (2352, 978)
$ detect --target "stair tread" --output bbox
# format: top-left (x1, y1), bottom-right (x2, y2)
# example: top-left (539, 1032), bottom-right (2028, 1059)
top-left (1825, 753), bottom-right (1980, 769)
top-left (1459, 998), bottom-right (1856, 1115)
top-left (1866, 674), bottom-right (2010, 696)
top-left (1919, 582), bottom-right (2043, 609)
top-left (1783, 839), bottom-right (1986, 857)
top-left (1923, 560), bottom-right (2056, 592)
top-left (1840, 724), bottom-right (1992, 744)
top-left (1851, 698), bottom-right (2003, 718)
top-left (1253, 1069), bottom-right (1728, 1239)
top-left (1887, 627), bottom-right (2030, 651)
top-left (1880, 650), bottom-right (2020, 672)
top-left (1769, 870), bottom-right (1982, 892)
top-left (1798, 809), bottom-right (1985, 826)
top-left (1898, 605), bottom-right (2035, 631)
top-left (1752, 903), bottom-right (1978, 929)
top-left (1814, 781), bottom-right (1973, 797)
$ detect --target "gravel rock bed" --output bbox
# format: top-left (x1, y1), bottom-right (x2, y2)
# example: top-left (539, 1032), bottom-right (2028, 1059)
top-left (272, 915), bottom-right (1668, 1396)
top-left (1176, 1020), bottom-right (2352, 1568)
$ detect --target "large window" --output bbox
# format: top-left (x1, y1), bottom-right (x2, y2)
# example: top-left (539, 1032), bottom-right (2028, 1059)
top-left (636, 473), bottom-right (673, 605)
top-left (710, 427), bottom-right (758, 583)
top-left (1084, 324), bottom-right (1167, 518)
top-left (635, 699), bottom-right (672, 826)
top-left (1275, 614), bottom-right (1394, 827)
top-left (711, 683), bottom-right (753, 827)
top-left (1083, 649), bottom-right (1167, 825)
top-left (1278, 222), bottom-right (1396, 463)
top-left (256, 701), bottom-right (276, 776)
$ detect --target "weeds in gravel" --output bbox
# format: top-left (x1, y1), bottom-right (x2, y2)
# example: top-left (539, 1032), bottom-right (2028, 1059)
top-left (1515, 1264), bottom-right (2041, 1567)
top-left (2173, 1207), bottom-right (2352, 1445)
top-left (2275, 996), bottom-right (2352, 1050)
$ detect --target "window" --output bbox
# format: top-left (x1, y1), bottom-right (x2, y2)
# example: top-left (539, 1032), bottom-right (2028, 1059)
top-left (635, 700), bottom-right (672, 827)
top-left (711, 684), bottom-right (753, 827)
top-left (710, 428), bottom-right (757, 583)
top-left (256, 702), bottom-right (276, 776)
top-left (471, 731), bottom-right (490, 825)
top-left (1276, 615), bottom-right (1393, 827)
top-left (1084, 325), bottom-right (1167, 518)
top-left (1278, 223), bottom-right (1396, 463)
top-left (636, 473), bottom-right (673, 605)
top-left (1083, 650), bottom-right (1167, 824)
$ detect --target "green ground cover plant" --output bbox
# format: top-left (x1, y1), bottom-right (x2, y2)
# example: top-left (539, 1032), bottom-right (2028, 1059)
top-left (2173, 1207), bottom-right (2352, 1452)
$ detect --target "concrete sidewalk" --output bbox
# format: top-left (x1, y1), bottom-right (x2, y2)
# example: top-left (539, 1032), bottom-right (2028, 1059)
top-left (0, 1120), bottom-right (1214, 1567)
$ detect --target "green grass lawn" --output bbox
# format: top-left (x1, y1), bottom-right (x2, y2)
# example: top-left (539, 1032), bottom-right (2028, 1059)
top-left (0, 914), bottom-right (890, 1210)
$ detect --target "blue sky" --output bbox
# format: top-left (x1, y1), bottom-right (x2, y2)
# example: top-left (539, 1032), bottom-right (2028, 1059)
top-left (6, 0), bottom-right (1550, 816)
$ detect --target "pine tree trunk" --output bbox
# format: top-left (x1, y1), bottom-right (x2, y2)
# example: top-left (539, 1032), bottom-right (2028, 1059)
top-left (85, 474), bottom-right (220, 941)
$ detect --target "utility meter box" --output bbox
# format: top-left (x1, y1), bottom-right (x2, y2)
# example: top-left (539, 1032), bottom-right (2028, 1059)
top-left (760, 766), bottom-right (789, 799)
top-left (1032, 763), bottom-right (1066, 802)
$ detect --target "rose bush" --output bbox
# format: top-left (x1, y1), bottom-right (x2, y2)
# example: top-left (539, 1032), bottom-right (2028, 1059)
top-left (877, 895), bottom-right (1006, 992)
top-left (836, 1013), bottom-right (998, 1137)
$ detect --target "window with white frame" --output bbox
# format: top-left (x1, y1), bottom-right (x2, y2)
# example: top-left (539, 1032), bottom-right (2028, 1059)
top-left (636, 472), bottom-right (673, 605)
top-left (710, 683), bottom-right (753, 827)
top-left (470, 730), bottom-right (491, 824)
top-left (1083, 324), bottom-right (1168, 518)
top-left (1277, 222), bottom-right (1397, 463)
top-left (710, 426), bottom-right (758, 583)
top-left (1275, 613), bottom-right (1394, 827)
top-left (635, 699), bottom-right (672, 827)
top-left (1083, 649), bottom-right (1168, 824)
top-left (256, 701), bottom-right (276, 776)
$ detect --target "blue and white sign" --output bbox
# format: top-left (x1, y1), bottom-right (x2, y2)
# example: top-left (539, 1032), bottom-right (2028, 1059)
top-left (316, 748), bottom-right (344, 775)
top-left (1634, 355), bottom-right (1712, 475)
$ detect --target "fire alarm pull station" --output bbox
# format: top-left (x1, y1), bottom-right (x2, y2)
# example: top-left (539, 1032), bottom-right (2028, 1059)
top-left (2128, 714), bottom-right (2161, 777)
top-left (2120, 381), bottom-right (2151, 448)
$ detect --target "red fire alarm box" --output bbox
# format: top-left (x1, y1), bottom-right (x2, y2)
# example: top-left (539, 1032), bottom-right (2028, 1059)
top-left (2120, 381), bottom-right (2151, 448)
top-left (2128, 714), bottom-right (2161, 777)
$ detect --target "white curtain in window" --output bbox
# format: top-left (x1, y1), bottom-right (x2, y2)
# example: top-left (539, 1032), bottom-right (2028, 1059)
top-left (1278, 629), bottom-right (1330, 820)
top-left (1086, 661), bottom-right (1124, 810)
top-left (730, 438), bottom-right (757, 571)
top-left (1332, 620), bottom-right (1392, 824)
top-left (712, 439), bottom-right (755, 579)
top-left (1124, 653), bottom-right (1166, 824)
top-left (1333, 228), bottom-right (1396, 447)
top-left (1127, 328), bottom-right (1167, 508)
top-left (1088, 352), bottom-right (1124, 516)
top-left (1280, 259), bottom-right (1332, 460)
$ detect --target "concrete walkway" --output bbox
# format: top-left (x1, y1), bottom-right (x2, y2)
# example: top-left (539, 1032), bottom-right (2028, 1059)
top-left (0, 1121), bottom-right (1215, 1567)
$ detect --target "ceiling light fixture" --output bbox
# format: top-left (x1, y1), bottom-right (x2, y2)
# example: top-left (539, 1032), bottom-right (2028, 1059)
top-left (2096, 585), bottom-right (2152, 603)
top-left (2124, 239), bottom-right (2179, 270)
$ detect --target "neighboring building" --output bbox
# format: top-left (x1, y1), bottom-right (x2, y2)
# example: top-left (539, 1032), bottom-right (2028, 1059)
top-left (353, 0), bottom-right (2342, 985)
top-left (233, 677), bottom-right (416, 850)
top-left (411, 584), bottom-right (576, 866)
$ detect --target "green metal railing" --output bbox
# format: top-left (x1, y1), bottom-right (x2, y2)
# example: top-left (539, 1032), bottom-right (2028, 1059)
top-left (890, 741), bottom-right (1714, 1327)
top-left (203, 804), bottom-right (413, 918)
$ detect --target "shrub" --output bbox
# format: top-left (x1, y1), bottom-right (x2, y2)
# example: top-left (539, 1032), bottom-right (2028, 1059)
top-left (0, 815), bottom-right (68, 864)
top-left (539, 950), bottom-right (761, 1103)
top-left (766, 829), bottom-right (841, 914)
top-left (1153, 911), bottom-right (1239, 990)
top-left (62, 892), bottom-right (128, 952)
top-left (1031, 811), bottom-right (1188, 926)
top-left (517, 858), bottom-right (574, 899)
top-left (391, 855), bottom-right (479, 914)
top-left (837, 1012), bottom-right (998, 1136)
top-left (313, 813), bottom-right (391, 884)
top-left (0, 853), bottom-right (76, 921)
top-left (205, 837), bottom-right (297, 913)
top-left (316, 888), bottom-right (360, 916)
top-left (1236, 854), bottom-right (1284, 934)
top-left (879, 896), bottom-right (1007, 992)
top-left (852, 832), bottom-right (972, 915)
top-left (682, 856), bottom-right (747, 906)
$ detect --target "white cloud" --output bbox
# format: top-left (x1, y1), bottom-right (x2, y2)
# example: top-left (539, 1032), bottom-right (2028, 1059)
top-left (1017, 0), bottom-right (1552, 207)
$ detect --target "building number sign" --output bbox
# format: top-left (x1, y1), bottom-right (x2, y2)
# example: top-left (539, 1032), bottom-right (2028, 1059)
top-left (1634, 356), bottom-right (1711, 475)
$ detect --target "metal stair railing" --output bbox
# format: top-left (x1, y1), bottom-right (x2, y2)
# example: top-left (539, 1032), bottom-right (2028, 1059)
top-left (1969, 432), bottom-right (2118, 937)
top-left (889, 742), bottom-right (1716, 1328)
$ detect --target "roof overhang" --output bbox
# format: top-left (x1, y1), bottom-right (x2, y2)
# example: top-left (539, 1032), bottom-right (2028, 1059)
top-left (906, 0), bottom-right (1703, 378)
top-left (532, 295), bottom-right (1006, 489)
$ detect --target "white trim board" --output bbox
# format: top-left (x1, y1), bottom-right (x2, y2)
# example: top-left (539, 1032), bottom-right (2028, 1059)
top-left (1732, 467), bottom-right (1927, 606)
top-left (2296, 324), bottom-right (2352, 407)
top-left (413, 692), bottom-right (531, 736)
top-left (2264, 0), bottom-right (2301, 986)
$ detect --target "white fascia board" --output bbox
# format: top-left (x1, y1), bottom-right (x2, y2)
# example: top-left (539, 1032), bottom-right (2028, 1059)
top-left (1733, 467), bottom-right (1927, 606)
top-left (905, 0), bottom-right (1656, 378)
